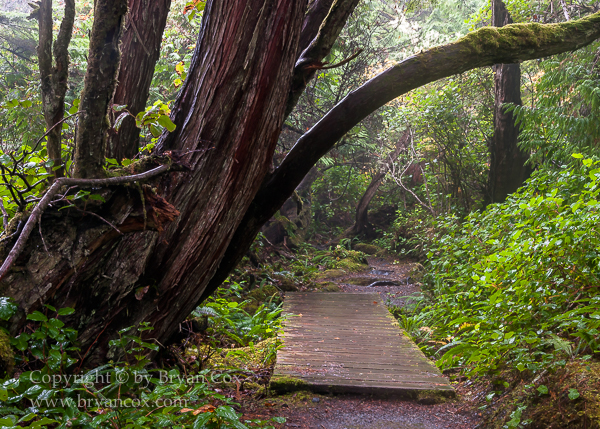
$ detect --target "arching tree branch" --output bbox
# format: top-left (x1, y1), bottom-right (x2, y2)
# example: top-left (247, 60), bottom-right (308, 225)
top-left (202, 11), bottom-right (600, 301)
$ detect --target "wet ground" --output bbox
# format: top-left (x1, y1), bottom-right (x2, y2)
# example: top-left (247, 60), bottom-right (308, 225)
top-left (335, 257), bottom-right (424, 307)
top-left (277, 393), bottom-right (480, 429)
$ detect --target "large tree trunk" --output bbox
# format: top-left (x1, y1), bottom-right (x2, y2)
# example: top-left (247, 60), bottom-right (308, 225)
top-left (3, 0), bottom-right (306, 363)
top-left (106, 0), bottom-right (171, 161)
top-left (486, 0), bottom-right (532, 204)
top-left (3, 5), bottom-right (600, 363)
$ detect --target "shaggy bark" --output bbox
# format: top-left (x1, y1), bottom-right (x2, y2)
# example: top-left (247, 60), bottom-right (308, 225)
top-left (3, 0), bottom-right (306, 363)
top-left (36, 0), bottom-right (75, 178)
top-left (487, 0), bottom-right (532, 204)
top-left (106, 0), bottom-right (171, 161)
top-left (203, 11), bottom-right (600, 301)
top-left (73, 0), bottom-right (128, 178)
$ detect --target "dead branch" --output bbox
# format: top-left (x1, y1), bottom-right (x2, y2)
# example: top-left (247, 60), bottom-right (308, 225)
top-left (0, 164), bottom-right (169, 280)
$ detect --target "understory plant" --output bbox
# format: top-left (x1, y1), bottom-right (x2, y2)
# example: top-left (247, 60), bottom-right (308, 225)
top-left (409, 156), bottom-right (600, 378)
top-left (0, 300), bottom-right (284, 428)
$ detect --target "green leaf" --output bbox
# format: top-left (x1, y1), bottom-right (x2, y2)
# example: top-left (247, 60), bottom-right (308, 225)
top-left (568, 389), bottom-right (580, 400)
top-left (157, 115), bottom-right (176, 132)
top-left (26, 311), bottom-right (48, 322)
top-left (192, 413), bottom-right (212, 429)
top-left (537, 385), bottom-right (548, 395)
top-left (150, 124), bottom-right (162, 137)
top-left (0, 297), bottom-right (17, 321)
top-left (0, 388), bottom-right (7, 402)
top-left (571, 153), bottom-right (583, 159)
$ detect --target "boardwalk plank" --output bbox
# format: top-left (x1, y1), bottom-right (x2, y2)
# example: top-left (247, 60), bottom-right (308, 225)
top-left (271, 292), bottom-right (454, 398)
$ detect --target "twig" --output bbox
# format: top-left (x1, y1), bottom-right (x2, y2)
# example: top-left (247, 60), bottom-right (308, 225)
top-left (319, 49), bottom-right (363, 70)
top-left (0, 199), bottom-right (8, 232)
top-left (0, 164), bottom-right (169, 280)
top-left (15, 111), bottom-right (85, 164)
top-left (128, 18), bottom-right (151, 57)
top-left (38, 221), bottom-right (49, 254)
top-left (72, 206), bottom-right (123, 235)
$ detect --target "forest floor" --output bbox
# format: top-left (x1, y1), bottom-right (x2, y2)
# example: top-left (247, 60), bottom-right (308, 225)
top-left (237, 257), bottom-right (484, 429)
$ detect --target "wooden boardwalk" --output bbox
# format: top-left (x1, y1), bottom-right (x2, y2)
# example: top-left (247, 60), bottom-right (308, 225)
top-left (271, 293), bottom-right (454, 397)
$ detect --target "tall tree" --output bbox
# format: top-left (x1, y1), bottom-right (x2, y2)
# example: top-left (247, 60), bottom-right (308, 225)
top-left (486, 0), bottom-right (532, 204)
top-left (2, 0), bottom-right (600, 363)
top-left (105, 0), bottom-right (171, 161)
top-left (346, 129), bottom-right (410, 237)
top-left (34, 0), bottom-right (75, 178)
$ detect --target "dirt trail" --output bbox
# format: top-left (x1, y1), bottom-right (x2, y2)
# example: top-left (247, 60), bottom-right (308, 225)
top-left (246, 258), bottom-right (482, 429)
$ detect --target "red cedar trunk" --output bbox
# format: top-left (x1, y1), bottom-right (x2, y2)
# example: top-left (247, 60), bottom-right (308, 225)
top-left (106, 0), bottom-right (171, 161)
top-left (487, 0), bottom-right (532, 204)
top-left (2, 0), bottom-right (305, 362)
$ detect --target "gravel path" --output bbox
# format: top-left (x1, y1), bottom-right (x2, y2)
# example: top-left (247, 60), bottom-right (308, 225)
top-left (278, 393), bottom-right (480, 429)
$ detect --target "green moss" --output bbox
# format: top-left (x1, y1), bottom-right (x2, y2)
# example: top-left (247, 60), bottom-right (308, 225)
top-left (0, 330), bottom-right (14, 377)
top-left (269, 374), bottom-right (310, 394)
top-left (243, 284), bottom-right (280, 314)
top-left (316, 269), bottom-right (347, 280)
top-left (193, 338), bottom-right (280, 370)
top-left (314, 282), bottom-right (340, 292)
top-left (336, 257), bottom-right (367, 272)
top-left (353, 243), bottom-right (380, 255)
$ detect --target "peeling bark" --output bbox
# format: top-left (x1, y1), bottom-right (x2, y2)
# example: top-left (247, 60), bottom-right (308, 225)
top-left (106, 0), bottom-right (171, 161)
top-left (5, 0), bottom-right (306, 363)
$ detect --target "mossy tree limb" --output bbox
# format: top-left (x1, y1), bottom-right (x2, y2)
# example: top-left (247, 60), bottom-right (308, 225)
top-left (35, 0), bottom-right (75, 178)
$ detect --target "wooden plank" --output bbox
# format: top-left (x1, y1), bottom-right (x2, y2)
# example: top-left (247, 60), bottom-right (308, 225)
top-left (271, 292), bottom-right (454, 398)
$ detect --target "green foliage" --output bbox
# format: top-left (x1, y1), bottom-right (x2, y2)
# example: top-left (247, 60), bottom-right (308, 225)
top-left (408, 158), bottom-right (600, 377)
top-left (194, 296), bottom-right (283, 349)
top-left (0, 302), bottom-right (283, 429)
top-left (510, 44), bottom-right (600, 167)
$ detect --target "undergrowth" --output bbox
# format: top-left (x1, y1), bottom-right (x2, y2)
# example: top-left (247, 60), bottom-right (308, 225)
top-left (397, 156), bottom-right (600, 427)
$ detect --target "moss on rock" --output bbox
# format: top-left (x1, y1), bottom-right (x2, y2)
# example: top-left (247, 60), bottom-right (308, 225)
top-left (354, 243), bottom-right (380, 255)
top-left (316, 269), bottom-right (347, 280)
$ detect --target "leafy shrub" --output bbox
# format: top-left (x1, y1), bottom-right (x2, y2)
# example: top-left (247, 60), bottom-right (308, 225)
top-left (411, 157), bottom-right (600, 377)
top-left (0, 300), bottom-right (284, 428)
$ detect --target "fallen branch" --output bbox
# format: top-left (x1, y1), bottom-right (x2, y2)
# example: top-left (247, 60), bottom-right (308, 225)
top-left (0, 164), bottom-right (169, 280)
